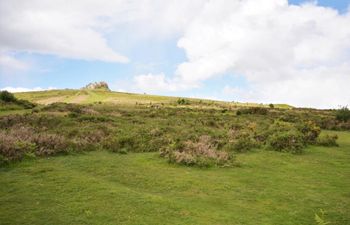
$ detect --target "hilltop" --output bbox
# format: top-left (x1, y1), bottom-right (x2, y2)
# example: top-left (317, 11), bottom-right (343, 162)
top-left (82, 81), bottom-right (110, 91)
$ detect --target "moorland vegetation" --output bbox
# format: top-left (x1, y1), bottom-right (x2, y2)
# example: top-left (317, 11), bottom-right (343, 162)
top-left (0, 90), bottom-right (348, 167)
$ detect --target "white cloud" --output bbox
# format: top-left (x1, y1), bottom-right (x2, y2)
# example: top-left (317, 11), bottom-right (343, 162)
top-left (1, 86), bottom-right (56, 93)
top-left (2, 0), bottom-right (349, 108)
top-left (0, 0), bottom-right (207, 64)
top-left (133, 73), bottom-right (197, 92)
top-left (0, 53), bottom-right (30, 72)
top-left (0, 0), bottom-right (130, 63)
top-left (146, 0), bottom-right (350, 108)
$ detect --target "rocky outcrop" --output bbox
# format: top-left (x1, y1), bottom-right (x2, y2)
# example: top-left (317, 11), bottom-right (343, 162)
top-left (83, 81), bottom-right (110, 91)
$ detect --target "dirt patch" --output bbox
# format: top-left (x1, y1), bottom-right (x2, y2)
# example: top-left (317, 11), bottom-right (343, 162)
top-left (69, 95), bottom-right (88, 104)
top-left (37, 97), bottom-right (66, 105)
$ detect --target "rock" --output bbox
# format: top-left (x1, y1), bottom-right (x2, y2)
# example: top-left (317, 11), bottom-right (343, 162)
top-left (83, 81), bottom-right (110, 91)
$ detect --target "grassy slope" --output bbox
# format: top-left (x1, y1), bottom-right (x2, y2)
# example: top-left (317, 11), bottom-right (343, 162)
top-left (1, 131), bottom-right (349, 225)
top-left (14, 89), bottom-right (293, 108)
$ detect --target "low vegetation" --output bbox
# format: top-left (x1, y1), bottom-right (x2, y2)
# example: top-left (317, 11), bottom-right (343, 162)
top-left (0, 92), bottom-right (348, 166)
top-left (160, 135), bottom-right (235, 167)
top-left (0, 91), bottom-right (35, 111)
top-left (0, 90), bottom-right (349, 224)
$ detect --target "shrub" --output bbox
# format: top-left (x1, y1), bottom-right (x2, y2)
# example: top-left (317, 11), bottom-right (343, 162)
top-left (16, 99), bottom-right (36, 109)
top-left (177, 98), bottom-right (190, 105)
top-left (266, 121), bottom-right (305, 154)
top-left (160, 136), bottom-right (235, 167)
top-left (77, 115), bottom-right (112, 123)
top-left (43, 102), bottom-right (82, 113)
top-left (0, 133), bottom-right (36, 165)
top-left (297, 121), bottom-right (321, 144)
top-left (0, 91), bottom-right (17, 102)
top-left (0, 91), bottom-right (35, 109)
top-left (225, 131), bottom-right (258, 153)
top-left (267, 131), bottom-right (305, 154)
top-left (33, 134), bottom-right (70, 156)
top-left (317, 134), bottom-right (338, 147)
top-left (236, 107), bottom-right (268, 115)
top-left (103, 135), bottom-right (135, 153)
top-left (336, 106), bottom-right (350, 122)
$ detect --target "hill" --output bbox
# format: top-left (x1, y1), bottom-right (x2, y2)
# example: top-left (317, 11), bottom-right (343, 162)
top-left (13, 89), bottom-right (293, 109)
top-left (1, 88), bottom-right (349, 224)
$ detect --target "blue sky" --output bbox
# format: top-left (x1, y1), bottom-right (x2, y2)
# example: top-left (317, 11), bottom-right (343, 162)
top-left (0, 0), bottom-right (349, 108)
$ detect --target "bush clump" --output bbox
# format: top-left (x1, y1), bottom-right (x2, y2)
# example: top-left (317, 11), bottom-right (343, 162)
top-left (33, 134), bottom-right (70, 156)
top-left (336, 106), bottom-right (350, 122)
top-left (267, 131), bottom-right (305, 154)
top-left (177, 98), bottom-right (190, 105)
top-left (0, 91), bottom-right (36, 109)
top-left (0, 91), bottom-right (17, 102)
top-left (224, 129), bottom-right (258, 153)
top-left (236, 107), bottom-right (268, 115)
top-left (266, 121), bottom-right (305, 154)
top-left (0, 126), bottom-right (71, 165)
top-left (297, 121), bottom-right (321, 144)
top-left (160, 135), bottom-right (235, 167)
top-left (0, 134), bottom-right (36, 165)
top-left (103, 135), bottom-right (135, 153)
top-left (317, 134), bottom-right (338, 147)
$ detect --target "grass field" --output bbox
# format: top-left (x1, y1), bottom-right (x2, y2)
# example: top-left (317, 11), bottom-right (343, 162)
top-left (1, 131), bottom-right (349, 225)
top-left (14, 89), bottom-right (293, 109)
top-left (1, 89), bottom-right (349, 225)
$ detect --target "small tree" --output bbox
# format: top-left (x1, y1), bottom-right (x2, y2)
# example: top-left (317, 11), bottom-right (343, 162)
top-left (269, 103), bottom-right (274, 108)
top-left (177, 98), bottom-right (189, 105)
top-left (336, 106), bottom-right (350, 122)
top-left (0, 91), bottom-right (17, 102)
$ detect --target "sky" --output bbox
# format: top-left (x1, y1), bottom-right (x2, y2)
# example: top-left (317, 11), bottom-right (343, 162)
top-left (0, 0), bottom-right (350, 109)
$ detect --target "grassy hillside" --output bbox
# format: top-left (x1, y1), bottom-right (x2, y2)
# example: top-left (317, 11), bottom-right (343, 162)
top-left (1, 89), bottom-right (349, 225)
top-left (14, 89), bottom-right (293, 109)
top-left (1, 130), bottom-right (349, 225)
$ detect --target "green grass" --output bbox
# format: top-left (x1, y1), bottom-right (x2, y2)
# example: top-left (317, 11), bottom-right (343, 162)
top-left (1, 131), bottom-right (349, 225)
top-left (14, 89), bottom-right (293, 109)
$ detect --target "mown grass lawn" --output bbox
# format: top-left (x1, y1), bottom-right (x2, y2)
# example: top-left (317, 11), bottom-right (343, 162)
top-left (1, 131), bottom-right (349, 225)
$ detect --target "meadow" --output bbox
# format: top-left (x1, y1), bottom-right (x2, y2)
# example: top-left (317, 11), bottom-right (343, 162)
top-left (0, 89), bottom-right (349, 224)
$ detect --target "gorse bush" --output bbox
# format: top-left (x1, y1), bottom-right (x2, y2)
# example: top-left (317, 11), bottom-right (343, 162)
top-left (266, 121), bottom-right (305, 154)
top-left (225, 128), bottom-right (258, 153)
top-left (0, 91), bottom-right (17, 102)
top-left (0, 91), bottom-right (36, 109)
top-left (160, 136), bottom-right (235, 167)
top-left (103, 135), bottom-right (135, 153)
top-left (336, 106), bottom-right (350, 122)
top-left (177, 98), bottom-right (190, 105)
top-left (267, 131), bottom-right (305, 154)
top-left (297, 121), bottom-right (321, 144)
top-left (317, 134), bottom-right (338, 147)
top-left (236, 107), bottom-right (268, 115)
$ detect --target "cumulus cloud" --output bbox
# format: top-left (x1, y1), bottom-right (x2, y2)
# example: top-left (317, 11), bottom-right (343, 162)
top-left (139, 0), bottom-right (349, 108)
top-left (0, 53), bottom-right (30, 72)
top-left (133, 73), bottom-right (197, 92)
top-left (1, 0), bottom-right (349, 108)
top-left (0, 1), bottom-right (131, 63)
top-left (0, 0), bottom-right (206, 64)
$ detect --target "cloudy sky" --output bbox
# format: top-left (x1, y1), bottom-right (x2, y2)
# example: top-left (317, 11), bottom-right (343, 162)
top-left (0, 0), bottom-right (349, 108)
